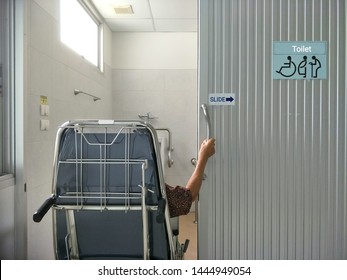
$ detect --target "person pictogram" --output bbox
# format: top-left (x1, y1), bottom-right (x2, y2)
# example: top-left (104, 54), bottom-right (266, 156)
top-left (309, 56), bottom-right (321, 78)
top-left (298, 56), bottom-right (308, 78)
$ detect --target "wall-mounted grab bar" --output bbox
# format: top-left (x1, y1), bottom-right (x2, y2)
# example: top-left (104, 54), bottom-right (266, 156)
top-left (201, 103), bottom-right (211, 139)
top-left (156, 128), bottom-right (174, 168)
top-left (74, 89), bottom-right (101, 101)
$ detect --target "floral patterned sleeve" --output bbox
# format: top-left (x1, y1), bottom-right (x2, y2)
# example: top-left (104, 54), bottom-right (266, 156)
top-left (165, 184), bottom-right (193, 218)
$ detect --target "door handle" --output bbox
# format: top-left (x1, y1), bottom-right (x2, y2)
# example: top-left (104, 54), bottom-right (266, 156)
top-left (194, 104), bottom-right (212, 224)
top-left (201, 103), bottom-right (211, 139)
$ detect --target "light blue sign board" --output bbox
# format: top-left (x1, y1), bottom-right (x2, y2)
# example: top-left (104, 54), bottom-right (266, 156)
top-left (273, 41), bottom-right (327, 79)
top-left (209, 93), bottom-right (235, 106)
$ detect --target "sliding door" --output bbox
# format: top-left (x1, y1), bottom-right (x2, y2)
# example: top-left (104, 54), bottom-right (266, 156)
top-left (198, 0), bottom-right (347, 260)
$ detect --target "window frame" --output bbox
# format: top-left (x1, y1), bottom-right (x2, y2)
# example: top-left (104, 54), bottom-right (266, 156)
top-left (60, 0), bottom-right (104, 71)
top-left (0, 0), bottom-right (15, 189)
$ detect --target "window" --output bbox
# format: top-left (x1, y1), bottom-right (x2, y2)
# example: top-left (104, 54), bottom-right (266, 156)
top-left (0, 0), bottom-right (13, 179)
top-left (60, 0), bottom-right (103, 70)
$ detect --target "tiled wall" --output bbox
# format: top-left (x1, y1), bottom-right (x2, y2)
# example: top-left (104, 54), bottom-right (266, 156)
top-left (111, 32), bottom-right (198, 189)
top-left (26, 0), bottom-right (113, 259)
top-left (112, 69), bottom-right (198, 188)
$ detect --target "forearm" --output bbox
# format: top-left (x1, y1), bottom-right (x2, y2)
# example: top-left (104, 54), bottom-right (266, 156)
top-left (186, 157), bottom-right (208, 201)
top-left (185, 138), bottom-right (215, 201)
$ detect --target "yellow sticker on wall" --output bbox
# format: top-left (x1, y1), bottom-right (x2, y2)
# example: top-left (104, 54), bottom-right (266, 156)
top-left (40, 95), bottom-right (48, 105)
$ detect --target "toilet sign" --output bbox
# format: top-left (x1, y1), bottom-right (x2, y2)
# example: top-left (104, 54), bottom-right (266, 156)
top-left (209, 93), bottom-right (235, 106)
top-left (273, 41), bottom-right (327, 79)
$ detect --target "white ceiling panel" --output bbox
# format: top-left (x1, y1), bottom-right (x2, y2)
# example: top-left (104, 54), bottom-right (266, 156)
top-left (149, 0), bottom-right (197, 19)
top-left (90, 0), bottom-right (197, 32)
top-left (105, 18), bottom-right (154, 32)
top-left (154, 19), bottom-right (197, 32)
top-left (91, 0), bottom-right (152, 18)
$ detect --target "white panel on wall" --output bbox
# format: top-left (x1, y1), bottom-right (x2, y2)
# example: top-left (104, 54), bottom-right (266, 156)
top-left (112, 33), bottom-right (197, 69)
top-left (198, 0), bottom-right (347, 260)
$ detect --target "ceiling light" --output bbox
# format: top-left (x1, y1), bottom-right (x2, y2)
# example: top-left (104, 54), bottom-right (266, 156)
top-left (114, 5), bottom-right (134, 15)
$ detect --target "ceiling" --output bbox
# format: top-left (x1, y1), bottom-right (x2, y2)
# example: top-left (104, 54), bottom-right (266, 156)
top-left (90, 0), bottom-right (198, 32)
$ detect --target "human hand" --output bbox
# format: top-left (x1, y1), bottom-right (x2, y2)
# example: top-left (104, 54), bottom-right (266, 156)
top-left (198, 138), bottom-right (216, 161)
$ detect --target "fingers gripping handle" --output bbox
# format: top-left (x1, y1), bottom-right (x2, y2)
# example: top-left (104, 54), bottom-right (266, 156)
top-left (201, 103), bottom-right (211, 139)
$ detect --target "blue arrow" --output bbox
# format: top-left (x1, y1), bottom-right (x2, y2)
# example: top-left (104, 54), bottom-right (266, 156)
top-left (226, 96), bottom-right (234, 102)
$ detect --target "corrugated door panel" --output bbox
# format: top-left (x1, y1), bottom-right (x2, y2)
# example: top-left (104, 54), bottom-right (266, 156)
top-left (198, 0), bottom-right (346, 260)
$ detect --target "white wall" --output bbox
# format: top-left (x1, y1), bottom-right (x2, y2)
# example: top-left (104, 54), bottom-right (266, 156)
top-left (113, 33), bottom-right (197, 69)
top-left (112, 32), bottom-right (198, 188)
top-left (26, 0), bottom-right (113, 259)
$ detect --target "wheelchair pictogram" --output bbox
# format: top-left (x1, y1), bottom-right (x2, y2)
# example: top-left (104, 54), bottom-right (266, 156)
top-left (276, 55), bottom-right (322, 79)
top-left (276, 56), bottom-right (296, 77)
